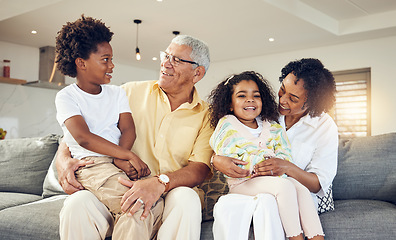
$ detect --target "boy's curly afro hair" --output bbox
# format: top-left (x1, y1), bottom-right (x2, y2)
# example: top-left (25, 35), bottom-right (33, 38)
top-left (208, 71), bottom-right (279, 129)
top-left (55, 15), bottom-right (114, 78)
top-left (279, 58), bottom-right (336, 117)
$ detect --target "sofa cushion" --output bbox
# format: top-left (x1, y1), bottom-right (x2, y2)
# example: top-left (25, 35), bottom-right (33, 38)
top-left (334, 133), bottom-right (396, 204)
top-left (0, 192), bottom-right (42, 211)
top-left (0, 195), bottom-right (66, 240)
top-left (199, 170), bottom-right (229, 221)
top-left (320, 199), bottom-right (396, 239)
top-left (0, 134), bottom-right (61, 195)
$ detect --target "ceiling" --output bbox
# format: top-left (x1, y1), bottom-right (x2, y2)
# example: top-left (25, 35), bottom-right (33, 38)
top-left (1, 0), bottom-right (396, 71)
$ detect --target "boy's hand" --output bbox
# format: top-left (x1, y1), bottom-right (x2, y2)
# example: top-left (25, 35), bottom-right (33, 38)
top-left (114, 158), bottom-right (139, 180)
top-left (128, 153), bottom-right (151, 179)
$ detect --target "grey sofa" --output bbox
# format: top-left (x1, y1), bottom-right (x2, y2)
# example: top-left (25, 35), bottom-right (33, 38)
top-left (1, 133), bottom-right (395, 240)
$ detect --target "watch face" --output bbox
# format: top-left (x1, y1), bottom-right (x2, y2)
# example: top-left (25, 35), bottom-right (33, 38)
top-left (160, 174), bottom-right (169, 183)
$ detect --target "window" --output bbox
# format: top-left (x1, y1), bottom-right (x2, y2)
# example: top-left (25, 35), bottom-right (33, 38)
top-left (332, 68), bottom-right (371, 139)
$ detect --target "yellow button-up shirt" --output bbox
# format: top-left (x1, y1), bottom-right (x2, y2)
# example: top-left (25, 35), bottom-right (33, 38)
top-left (121, 80), bottom-right (213, 175)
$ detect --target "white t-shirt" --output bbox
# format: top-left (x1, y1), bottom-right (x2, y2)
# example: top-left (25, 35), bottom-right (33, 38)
top-left (242, 117), bottom-right (263, 137)
top-left (55, 83), bottom-right (132, 160)
top-left (279, 113), bottom-right (338, 204)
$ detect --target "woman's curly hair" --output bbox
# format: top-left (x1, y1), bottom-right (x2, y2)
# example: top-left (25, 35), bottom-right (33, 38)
top-left (208, 71), bottom-right (279, 128)
top-left (279, 58), bottom-right (336, 117)
top-left (55, 15), bottom-right (114, 78)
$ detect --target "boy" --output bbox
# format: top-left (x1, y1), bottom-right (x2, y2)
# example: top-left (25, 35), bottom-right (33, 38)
top-left (55, 15), bottom-right (156, 229)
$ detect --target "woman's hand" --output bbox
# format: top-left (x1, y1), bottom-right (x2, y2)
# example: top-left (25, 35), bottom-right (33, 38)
top-left (118, 177), bottom-right (164, 221)
top-left (212, 155), bottom-right (249, 178)
top-left (252, 157), bottom-right (291, 177)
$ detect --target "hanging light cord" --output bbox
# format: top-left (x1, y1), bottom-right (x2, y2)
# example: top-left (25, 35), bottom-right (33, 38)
top-left (136, 23), bottom-right (139, 48)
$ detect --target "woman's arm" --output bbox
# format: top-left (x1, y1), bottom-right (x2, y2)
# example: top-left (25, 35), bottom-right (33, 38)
top-left (253, 123), bottom-right (322, 192)
top-left (255, 158), bottom-right (321, 192)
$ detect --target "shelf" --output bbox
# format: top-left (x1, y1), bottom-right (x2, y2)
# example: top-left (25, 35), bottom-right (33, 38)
top-left (0, 76), bottom-right (27, 85)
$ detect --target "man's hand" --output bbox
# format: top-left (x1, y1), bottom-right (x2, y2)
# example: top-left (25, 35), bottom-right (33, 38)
top-left (55, 142), bottom-right (93, 194)
top-left (118, 177), bottom-right (164, 221)
top-left (56, 154), bottom-right (93, 195)
top-left (114, 158), bottom-right (139, 180)
top-left (212, 155), bottom-right (250, 178)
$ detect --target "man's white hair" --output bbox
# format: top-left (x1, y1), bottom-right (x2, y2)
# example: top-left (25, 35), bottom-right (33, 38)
top-left (171, 35), bottom-right (210, 74)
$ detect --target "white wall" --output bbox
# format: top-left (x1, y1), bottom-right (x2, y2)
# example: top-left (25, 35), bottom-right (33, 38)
top-left (197, 35), bottom-right (396, 136)
top-left (1, 36), bottom-right (396, 138)
top-left (0, 41), bottom-right (158, 139)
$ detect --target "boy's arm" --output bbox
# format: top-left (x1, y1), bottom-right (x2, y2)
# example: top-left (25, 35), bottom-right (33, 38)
top-left (114, 112), bottom-right (150, 179)
top-left (64, 114), bottom-right (149, 179)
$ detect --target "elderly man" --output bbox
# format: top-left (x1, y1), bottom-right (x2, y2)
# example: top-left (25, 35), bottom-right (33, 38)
top-left (56, 35), bottom-right (213, 240)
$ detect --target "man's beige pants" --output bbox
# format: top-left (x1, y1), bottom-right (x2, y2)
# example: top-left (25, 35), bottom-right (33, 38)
top-left (60, 157), bottom-right (202, 240)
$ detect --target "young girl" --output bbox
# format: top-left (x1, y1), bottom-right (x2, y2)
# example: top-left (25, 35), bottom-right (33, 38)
top-left (208, 71), bottom-right (324, 240)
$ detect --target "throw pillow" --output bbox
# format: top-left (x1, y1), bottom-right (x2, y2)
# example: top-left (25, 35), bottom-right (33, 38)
top-left (42, 151), bottom-right (66, 198)
top-left (0, 134), bottom-right (60, 195)
top-left (199, 170), bottom-right (229, 221)
top-left (317, 184), bottom-right (335, 214)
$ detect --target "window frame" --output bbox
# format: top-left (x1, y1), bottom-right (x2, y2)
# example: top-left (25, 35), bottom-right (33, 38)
top-left (332, 68), bottom-right (371, 138)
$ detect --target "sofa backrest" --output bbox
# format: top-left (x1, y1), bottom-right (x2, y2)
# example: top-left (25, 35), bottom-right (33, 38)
top-left (0, 134), bottom-right (61, 196)
top-left (333, 132), bottom-right (396, 204)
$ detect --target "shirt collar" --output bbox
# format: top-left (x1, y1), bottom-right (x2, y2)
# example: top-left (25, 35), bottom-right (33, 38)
top-left (296, 113), bottom-right (323, 129)
top-left (280, 112), bottom-right (323, 129)
top-left (151, 81), bottom-right (203, 111)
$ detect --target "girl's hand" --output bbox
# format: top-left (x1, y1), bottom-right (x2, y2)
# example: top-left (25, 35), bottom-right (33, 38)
top-left (252, 157), bottom-right (291, 177)
top-left (212, 155), bottom-right (249, 178)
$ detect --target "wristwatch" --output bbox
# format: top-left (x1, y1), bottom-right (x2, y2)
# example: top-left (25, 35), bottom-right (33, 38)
top-left (156, 174), bottom-right (170, 192)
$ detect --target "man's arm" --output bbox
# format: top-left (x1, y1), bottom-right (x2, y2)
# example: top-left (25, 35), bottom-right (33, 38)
top-left (119, 161), bottom-right (210, 220)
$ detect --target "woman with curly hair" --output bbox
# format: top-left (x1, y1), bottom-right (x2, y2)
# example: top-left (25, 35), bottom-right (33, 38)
top-left (212, 59), bottom-right (338, 240)
top-left (208, 71), bottom-right (325, 240)
top-left (55, 15), bottom-right (156, 239)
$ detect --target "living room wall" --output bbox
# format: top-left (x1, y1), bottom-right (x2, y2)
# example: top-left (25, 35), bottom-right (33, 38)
top-left (1, 35), bottom-right (395, 138)
top-left (197, 35), bottom-right (396, 136)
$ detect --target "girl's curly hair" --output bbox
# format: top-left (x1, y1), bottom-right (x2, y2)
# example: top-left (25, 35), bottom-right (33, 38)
top-left (208, 71), bottom-right (279, 128)
top-left (279, 58), bottom-right (336, 117)
top-left (55, 15), bottom-right (114, 78)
